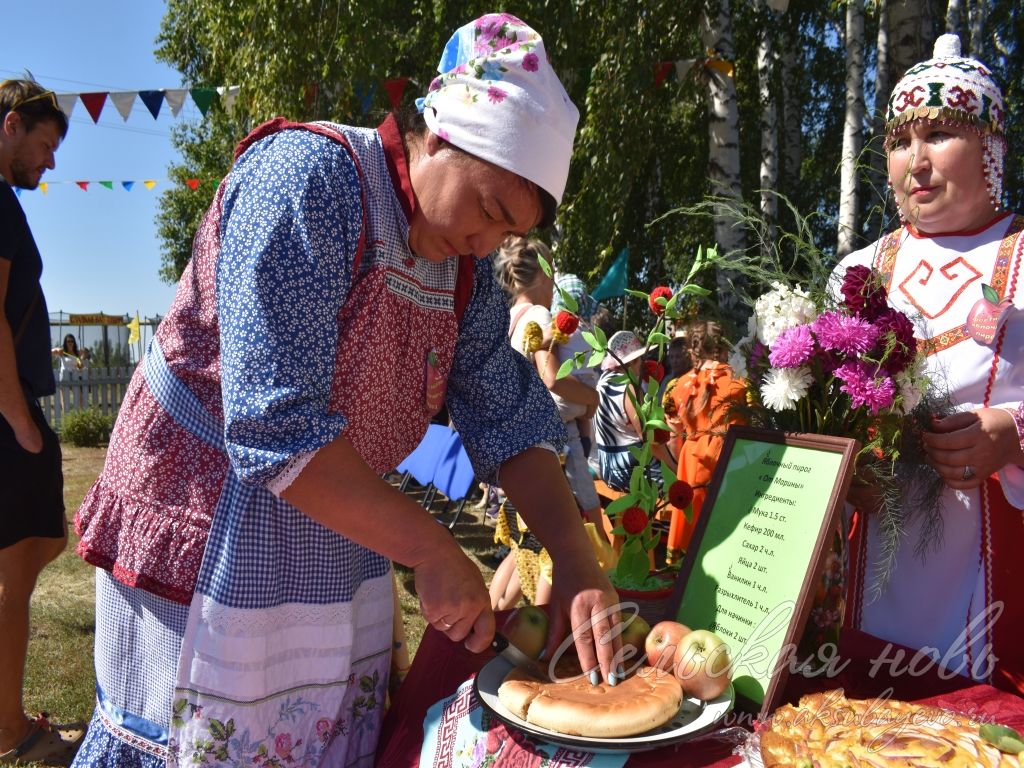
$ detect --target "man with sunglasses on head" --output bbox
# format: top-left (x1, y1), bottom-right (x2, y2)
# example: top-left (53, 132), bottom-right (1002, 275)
top-left (0, 77), bottom-right (84, 765)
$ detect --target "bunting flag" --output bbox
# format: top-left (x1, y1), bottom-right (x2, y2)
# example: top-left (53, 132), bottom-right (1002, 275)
top-left (354, 82), bottom-right (376, 115)
top-left (143, 180), bottom-right (157, 190)
top-left (383, 77), bottom-right (409, 109)
top-left (121, 181), bottom-right (134, 191)
top-left (99, 181), bottom-right (113, 190)
top-left (76, 181), bottom-right (89, 191)
top-left (17, 178), bottom-right (219, 194)
top-left (39, 182), bottom-right (48, 195)
top-left (51, 86), bottom-right (238, 122)
top-left (654, 61), bottom-right (673, 88)
top-left (591, 248), bottom-right (630, 302)
top-left (185, 179), bottom-right (200, 190)
top-left (127, 313), bottom-right (141, 345)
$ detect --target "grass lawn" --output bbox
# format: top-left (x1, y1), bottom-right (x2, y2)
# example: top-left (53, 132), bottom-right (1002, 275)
top-left (22, 446), bottom-right (502, 764)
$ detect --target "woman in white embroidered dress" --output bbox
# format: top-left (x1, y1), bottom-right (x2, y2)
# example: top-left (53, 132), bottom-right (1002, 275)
top-left (71, 14), bottom-right (621, 768)
top-left (835, 34), bottom-right (1024, 695)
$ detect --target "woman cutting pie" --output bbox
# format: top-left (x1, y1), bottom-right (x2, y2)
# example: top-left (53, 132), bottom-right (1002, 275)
top-left (71, 14), bottom-right (619, 767)
top-left (835, 34), bottom-right (1024, 695)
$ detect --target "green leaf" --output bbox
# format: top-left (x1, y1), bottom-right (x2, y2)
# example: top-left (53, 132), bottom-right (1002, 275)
top-left (681, 284), bottom-right (712, 297)
top-left (625, 288), bottom-right (649, 301)
top-left (615, 544), bottom-right (651, 583)
top-left (609, 373), bottom-right (630, 385)
top-left (537, 253), bottom-right (553, 278)
top-left (647, 331), bottom-right (671, 345)
top-left (610, 525), bottom-right (626, 535)
top-left (586, 350), bottom-right (606, 368)
top-left (581, 330), bottom-right (603, 350)
top-left (557, 287), bottom-right (578, 314)
top-left (629, 465), bottom-right (642, 495)
top-left (982, 283), bottom-right (1000, 304)
top-left (556, 357), bottom-right (576, 380)
top-left (592, 325), bottom-right (608, 347)
top-left (661, 460), bottom-right (675, 483)
top-left (645, 418), bottom-right (671, 432)
top-left (209, 718), bottom-right (226, 740)
top-left (605, 494), bottom-right (637, 516)
top-left (980, 723), bottom-right (1024, 754)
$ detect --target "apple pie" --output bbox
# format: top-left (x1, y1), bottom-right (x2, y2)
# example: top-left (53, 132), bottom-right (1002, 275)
top-left (760, 689), bottom-right (1021, 768)
top-left (498, 660), bottom-right (683, 738)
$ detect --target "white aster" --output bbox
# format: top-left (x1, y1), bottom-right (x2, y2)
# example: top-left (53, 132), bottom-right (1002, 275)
top-left (761, 366), bottom-right (812, 411)
top-left (895, 361), bottom-right (928, 415)
top-left (728, 337), bottom-right (751, 379)
top-left (752, 282), bottom-right (818, 346)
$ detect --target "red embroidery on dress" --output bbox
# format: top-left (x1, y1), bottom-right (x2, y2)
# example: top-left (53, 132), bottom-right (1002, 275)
top-left (897, 257), bottom-right (982, 320)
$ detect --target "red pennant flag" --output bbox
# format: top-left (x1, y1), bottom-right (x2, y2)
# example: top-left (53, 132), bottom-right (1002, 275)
top-left (304, 83), bottom-right (319, 112)
top-left (79, 92), bottom-right (108, 123)
top-left (383, 77), bottom-right (409, 109)
top-left (76, 181), bottom-right (90, 191)
top-left (654, 61), bottom-right (673, 88)
top-left (185, 179), bottom-right (200, 190)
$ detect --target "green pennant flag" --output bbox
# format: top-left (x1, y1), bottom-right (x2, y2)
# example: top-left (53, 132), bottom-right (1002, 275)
top-left (190, 87), bottom-right (217, 116)
top-left (591, 247), bottom-right (630, 301)
top-left (99, 181), bottom-right (113, 190)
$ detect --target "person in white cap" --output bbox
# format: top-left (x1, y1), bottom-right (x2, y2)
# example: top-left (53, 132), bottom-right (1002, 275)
top-left (835, 34), bottom-right (1023, 695)
top-left (71, 14), bottom-right (621, 767)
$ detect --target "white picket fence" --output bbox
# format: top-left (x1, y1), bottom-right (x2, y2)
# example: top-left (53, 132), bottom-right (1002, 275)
top-left (39, 366), bottom-right (136, 431)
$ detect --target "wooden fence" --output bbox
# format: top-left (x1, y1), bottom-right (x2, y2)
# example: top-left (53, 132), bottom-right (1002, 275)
top-left (39, 366), bottom-right (136, 431)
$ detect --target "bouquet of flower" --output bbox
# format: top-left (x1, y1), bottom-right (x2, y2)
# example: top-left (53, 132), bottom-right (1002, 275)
top-left (545, 246), bottom-right (719, 590)
top-left (729, 265), bottom-right (946, 594)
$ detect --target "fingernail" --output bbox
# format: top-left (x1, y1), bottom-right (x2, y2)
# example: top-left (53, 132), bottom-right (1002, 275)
top-left (617, 664), bottom-right (625, 678)
top-left (609, 672), bottom-right (618, 687)
top-left (537, 647), bottom-right (547, 661)
top-left (589, 670), bottom-right (600, 686)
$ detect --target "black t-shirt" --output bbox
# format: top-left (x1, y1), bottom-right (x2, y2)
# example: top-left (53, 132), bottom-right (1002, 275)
top-left (0, 182), bottom-right (55, 398)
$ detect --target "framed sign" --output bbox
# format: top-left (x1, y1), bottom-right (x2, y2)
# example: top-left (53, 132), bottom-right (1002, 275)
top-left (665, 425), bottom-right (858, 718)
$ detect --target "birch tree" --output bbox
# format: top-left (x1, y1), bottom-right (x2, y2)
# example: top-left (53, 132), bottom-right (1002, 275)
top-left (838, 0), bottom-right (865, 256)
top-left (866, 0), bottom-right (891, 236)
top-left (755, 0), bottom-right (780, 252)
top-left (701, 0), bottom-right (745, 307)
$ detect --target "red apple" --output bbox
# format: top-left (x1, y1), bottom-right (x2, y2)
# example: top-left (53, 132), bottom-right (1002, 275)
top-left (673, 629), bottom-right (732, 701)
top-left (618, 614), bottom-right (651, 661)
top-left (502, 606), bottom-right (549, 660)
top-left (645, 620), bottom-right (691, 671)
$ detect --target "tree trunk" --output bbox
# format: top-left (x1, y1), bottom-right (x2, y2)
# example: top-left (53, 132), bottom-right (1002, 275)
top-left (701, 0), bottom-right (745, 308)
top-left (780, 30), bottom-right (802, 193)
top-left (866, 0), bottom-right (891, 237)
top-left (838, 0), bottom-right (866, 257)
top-left (756, 0), bottom-right (779, 253)
top-left (945, 0), bottom-right (962, 36)
top-left (888, 0), bottom-right (933, 80)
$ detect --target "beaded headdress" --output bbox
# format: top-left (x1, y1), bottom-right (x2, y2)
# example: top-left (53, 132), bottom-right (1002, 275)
top-left (886, 34), bottom-right (1006, 208)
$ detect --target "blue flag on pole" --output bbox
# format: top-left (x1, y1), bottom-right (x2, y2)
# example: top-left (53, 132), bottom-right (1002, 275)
top-left (590, 247), bottom-right (629, 301)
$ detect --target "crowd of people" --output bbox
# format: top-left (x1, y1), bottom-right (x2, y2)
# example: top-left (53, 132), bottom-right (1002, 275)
top-left (1, 14), bottom-right (1022, 768)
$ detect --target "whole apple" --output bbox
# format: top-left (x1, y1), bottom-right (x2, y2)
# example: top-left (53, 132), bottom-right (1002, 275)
top-left (502, 606), bottom-right (549, 660)
top-left (673, 629), bottom-right (732, 701)
top-left (645, 620), bottom-right (691, 671)
top-left (618, 614), bottom-right (651, 662)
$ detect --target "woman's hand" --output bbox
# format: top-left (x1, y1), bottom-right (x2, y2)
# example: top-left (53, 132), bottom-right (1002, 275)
top-left (412, 538), bottom-right (495, 653)
top-left (922, 408), bottom-right (1024, 490)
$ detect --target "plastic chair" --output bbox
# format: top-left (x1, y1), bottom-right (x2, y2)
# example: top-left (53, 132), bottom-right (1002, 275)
top-left (429, 431), bottom-right (476, 530)
top-left (395, 423), bottom-right (450, 495)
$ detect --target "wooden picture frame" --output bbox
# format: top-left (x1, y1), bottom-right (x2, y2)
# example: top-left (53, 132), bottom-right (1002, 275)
top-left (664, 425), bottom-right (859, 718)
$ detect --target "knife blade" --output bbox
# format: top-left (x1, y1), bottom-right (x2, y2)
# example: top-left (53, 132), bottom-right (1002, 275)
top-left (491, 632), bottom-right (551, 681)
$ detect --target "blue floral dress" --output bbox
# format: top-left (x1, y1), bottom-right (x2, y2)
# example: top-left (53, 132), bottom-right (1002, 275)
top-left (72, 116), bottom-right (564, 768)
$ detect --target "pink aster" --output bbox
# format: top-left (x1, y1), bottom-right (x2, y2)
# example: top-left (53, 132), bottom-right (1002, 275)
top-left (834, 361), bottom-right (896, 415)
top-left (522, 52), bottom-right (539, 72)
top-left (811, 311), bottom-right (879, 356)
top-left (768, 324), bottom-right (816, 368)
top-left (487, 86), bottom-right (507, 104)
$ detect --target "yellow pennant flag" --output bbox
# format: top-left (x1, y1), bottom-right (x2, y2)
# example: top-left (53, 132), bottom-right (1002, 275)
top-left (40, 182), bottom-right (48, 195)
top-left (127, 313), bottom-right (141, 345)
top-left (143, 180), bottom-right (157, 190)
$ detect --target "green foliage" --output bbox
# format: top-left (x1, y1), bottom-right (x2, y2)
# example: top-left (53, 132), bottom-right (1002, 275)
top-left (60, 408), bottom-right (115, 447)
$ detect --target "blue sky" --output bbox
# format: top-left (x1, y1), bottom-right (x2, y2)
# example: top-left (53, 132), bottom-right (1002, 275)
top-left (4, 1), bottom-right (193, 321)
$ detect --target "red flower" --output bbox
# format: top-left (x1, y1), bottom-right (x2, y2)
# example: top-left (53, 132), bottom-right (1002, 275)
top-left (621, 507), bottom-right (649, 535)
top-left (668, 480), bottom-right (694, 510)
top-left (648, 286), bottom-right (673, 315)
top-left (554, 310), bottom-right (579, 335)
top-left (642, 360), bottom-right (665, 382)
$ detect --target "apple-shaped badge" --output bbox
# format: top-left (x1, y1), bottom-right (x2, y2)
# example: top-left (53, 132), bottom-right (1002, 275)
top-left (502, 605), bottom-right (549, 660)
top-left (966, 283), bottom-right (1014, 346)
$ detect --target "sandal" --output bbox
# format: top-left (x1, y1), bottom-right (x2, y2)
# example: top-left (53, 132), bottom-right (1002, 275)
top-left (0, 714), bottom-right (87, 766)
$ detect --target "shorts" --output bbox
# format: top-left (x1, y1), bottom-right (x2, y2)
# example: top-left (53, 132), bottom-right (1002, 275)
top-left (0, 402), bottom-right (65, 549)
top-left (563, 420), bottom-right (600, 510)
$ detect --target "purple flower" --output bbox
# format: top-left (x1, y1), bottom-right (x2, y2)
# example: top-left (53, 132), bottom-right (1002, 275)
top-left (841, 265), bottom-right (888, 320)
top-left (749, 340), bottom-right (769, 369)
top-left (487, 86), bottom-right (507, 104)
top-left (811, 311), bottom-right (879, 356)
top-left (835, 361), bottom-right (896, 414)
top-left (522, 52), bottom-right (539, 72)
top-left (875, 308), bottom-right (917, 375)
top-left (769, 324), bottom-right (817, 368)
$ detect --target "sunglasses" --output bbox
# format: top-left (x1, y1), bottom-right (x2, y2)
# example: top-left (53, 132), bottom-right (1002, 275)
top-left (8, 89), bottom-right (60, 113)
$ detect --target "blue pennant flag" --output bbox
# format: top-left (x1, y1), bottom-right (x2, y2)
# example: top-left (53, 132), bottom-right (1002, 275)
top-left (121, 181), bottom-right (135, 191)
top-left (591, 247), bottom-right (629, 301)
top-left (138, 90), bottom-right (165, 120)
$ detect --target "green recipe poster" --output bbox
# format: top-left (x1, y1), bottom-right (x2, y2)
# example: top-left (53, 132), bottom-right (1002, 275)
top-left (674, 435), bottom-right (848, 709)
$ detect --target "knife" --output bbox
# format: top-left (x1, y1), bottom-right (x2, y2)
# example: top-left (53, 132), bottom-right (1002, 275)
top-left (491, 632), bottom-right (551, 681)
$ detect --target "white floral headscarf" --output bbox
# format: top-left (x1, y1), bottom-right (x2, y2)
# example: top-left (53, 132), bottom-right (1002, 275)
top-left (417, 13), bottom-right (579, 205)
